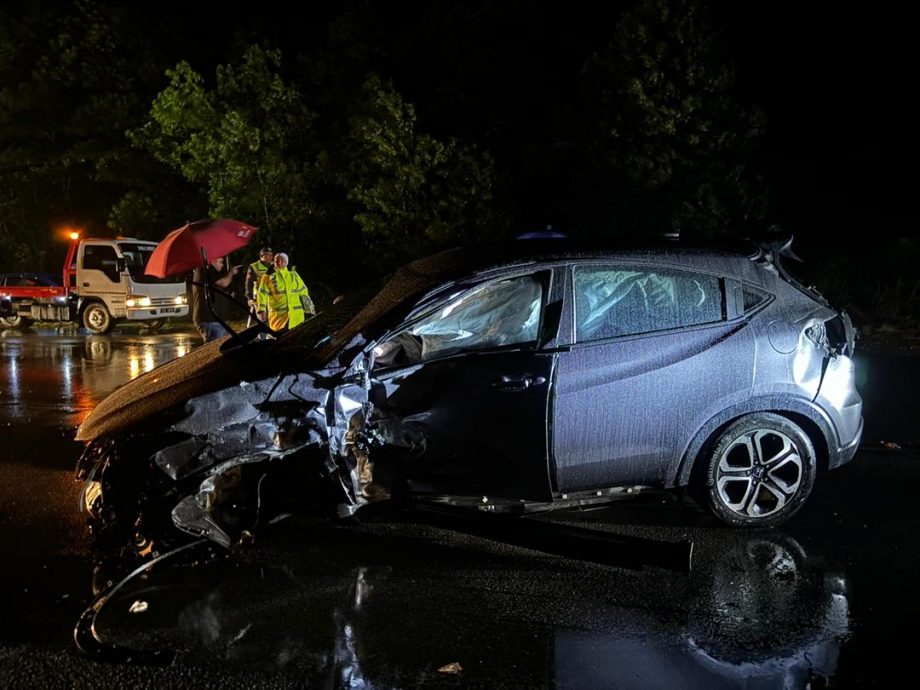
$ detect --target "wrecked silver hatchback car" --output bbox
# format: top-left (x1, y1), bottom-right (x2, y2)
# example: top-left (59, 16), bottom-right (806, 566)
top-left (75, 240), bottom-right (862, 551)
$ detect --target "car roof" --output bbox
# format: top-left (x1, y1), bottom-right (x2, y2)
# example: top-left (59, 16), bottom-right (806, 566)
top-left (297, 240), bottom-right (774, 358)
top-left (403, 240), bottom-right (771, 288)
top-left (0, 272), bottom-right (63, 285)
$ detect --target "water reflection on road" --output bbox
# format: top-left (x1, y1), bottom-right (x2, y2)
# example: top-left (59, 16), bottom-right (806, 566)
top-left (0, 327), bottom-right (196, 432)
top-left (92, 521), bottom-right (849, 688)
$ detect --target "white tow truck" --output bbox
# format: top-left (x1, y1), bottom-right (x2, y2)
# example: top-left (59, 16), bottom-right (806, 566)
top-left (0, 234), bottom-right (189, 334)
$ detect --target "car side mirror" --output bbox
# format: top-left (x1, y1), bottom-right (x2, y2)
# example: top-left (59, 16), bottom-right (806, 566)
top-left (116, 258), bottom-right (127, 273)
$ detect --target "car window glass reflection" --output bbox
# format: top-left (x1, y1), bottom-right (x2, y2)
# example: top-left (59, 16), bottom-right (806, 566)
top-left (575, 267), bottom-right (723, 342)
top-left (375, 275), bottom-right (543, 366)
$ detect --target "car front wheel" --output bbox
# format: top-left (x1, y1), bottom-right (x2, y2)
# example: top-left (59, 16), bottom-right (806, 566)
top-left (703, 413), bottom-right (816, 527)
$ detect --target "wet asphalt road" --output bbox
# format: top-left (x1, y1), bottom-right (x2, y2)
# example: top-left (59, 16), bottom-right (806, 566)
top-left (0, 327), bottom-right (918, 688)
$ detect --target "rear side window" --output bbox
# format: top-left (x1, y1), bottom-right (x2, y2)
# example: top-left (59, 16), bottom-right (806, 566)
top-left (574, 266), bottom-right (723, 342)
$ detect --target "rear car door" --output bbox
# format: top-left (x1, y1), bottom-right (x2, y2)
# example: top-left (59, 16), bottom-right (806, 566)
top-left (553, 262), bottom-right (755, 492)
top-left (369, 268), bottom-right (562, 501)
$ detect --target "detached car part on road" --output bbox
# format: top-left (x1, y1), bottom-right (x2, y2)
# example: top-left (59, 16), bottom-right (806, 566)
top-left (75, 240), bottom-right (862, 552)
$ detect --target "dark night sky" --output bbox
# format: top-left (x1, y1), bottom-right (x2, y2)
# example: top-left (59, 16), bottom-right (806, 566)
top-left (715, 3), bottom-right (916, 255)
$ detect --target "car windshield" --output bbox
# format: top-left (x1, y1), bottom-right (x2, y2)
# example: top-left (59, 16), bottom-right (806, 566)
top-left (120, 242), bottom-right (184, 284)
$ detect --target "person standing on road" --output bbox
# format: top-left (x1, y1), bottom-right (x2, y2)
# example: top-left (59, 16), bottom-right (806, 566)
top-left (244, 247), bottom-right (274, 319)
top-left (256, 252), bottom-right (313, 332)
top-left (191, 257), bottom-right (240, 342)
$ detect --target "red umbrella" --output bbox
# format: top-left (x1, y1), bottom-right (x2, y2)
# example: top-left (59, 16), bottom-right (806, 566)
top-left (144, 218), bottom-right (257, 278)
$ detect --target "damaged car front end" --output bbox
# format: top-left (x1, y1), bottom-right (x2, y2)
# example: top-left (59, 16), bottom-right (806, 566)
top-left (74, 259), bottom-right (465, 555)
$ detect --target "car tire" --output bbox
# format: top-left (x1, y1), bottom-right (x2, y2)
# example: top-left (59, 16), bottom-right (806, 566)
top-left (702, 413), bottom-right (816, 528)
top-left (0, 315), bottom-right (33, 328)
top-left (82, 303), bottom-right (115, 334)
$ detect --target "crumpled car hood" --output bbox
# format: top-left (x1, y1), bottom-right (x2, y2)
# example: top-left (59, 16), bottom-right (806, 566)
top-left (76, 338), bottom-right (304, 441)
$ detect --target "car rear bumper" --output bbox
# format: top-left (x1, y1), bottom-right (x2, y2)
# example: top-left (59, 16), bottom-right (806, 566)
top-left (830, 415), bottom-right (863, 469)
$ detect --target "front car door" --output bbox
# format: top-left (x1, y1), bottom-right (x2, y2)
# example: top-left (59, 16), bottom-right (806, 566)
top-left (553, 262), bottom-right (755, 492)
top-left (368, 268), bottom-right (563, 501)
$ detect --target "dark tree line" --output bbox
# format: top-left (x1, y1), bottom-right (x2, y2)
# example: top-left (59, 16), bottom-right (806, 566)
top-left (1, 0), bottom-right (765, 291)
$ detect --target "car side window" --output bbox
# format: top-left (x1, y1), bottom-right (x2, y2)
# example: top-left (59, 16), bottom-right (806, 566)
top-left (374, 274), bottom-right (545, 366)
top-left (574, 266), bottom-right (723, 342)
top-left (82, 245), bottom-right (120, 283)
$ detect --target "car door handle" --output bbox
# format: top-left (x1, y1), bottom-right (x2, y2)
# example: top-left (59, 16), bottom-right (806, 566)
top-left (493, 374), bottom-right (546, 392)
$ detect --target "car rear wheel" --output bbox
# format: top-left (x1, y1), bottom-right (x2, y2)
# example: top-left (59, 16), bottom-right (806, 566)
top-left (702, 413), bottom-right (816, 527)
top-left (82, 303), bottom-right (115, 334)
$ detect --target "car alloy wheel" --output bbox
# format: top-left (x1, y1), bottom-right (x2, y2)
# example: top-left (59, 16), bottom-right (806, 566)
top-left (704, 413), bottom-right (816, 527)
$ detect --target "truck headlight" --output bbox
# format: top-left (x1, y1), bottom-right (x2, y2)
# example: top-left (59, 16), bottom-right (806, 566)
top-left (126, 296), bottom-right (151, 308)
top-left (174, 295), bottom-right (188, 305)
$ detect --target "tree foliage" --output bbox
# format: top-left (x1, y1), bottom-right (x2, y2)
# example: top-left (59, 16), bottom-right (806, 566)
top-left (0, 0), bottom-right (767, 282)
top-left (133, 47), bottom-right (317, 249)
top-left (573, 0), bottom-right (766, 240)
top-left (335, 75), bottom-right (495, 265)
top-left (0, 0), bottom-right (196, 270)
top-left (134, 49), bottom-right (495, 278)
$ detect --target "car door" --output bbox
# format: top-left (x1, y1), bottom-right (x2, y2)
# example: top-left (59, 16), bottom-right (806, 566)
top-left (368, 269), bottom-right (562, 501)
top-left (553, 263), bottom-right (755, 492)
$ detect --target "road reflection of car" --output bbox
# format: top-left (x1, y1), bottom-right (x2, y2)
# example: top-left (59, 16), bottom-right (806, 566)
top-left (75, 239), bottom-right (863, 553)
top-left (79, 527), bottom-right (849, 687)
top-left (555, 534), bottom-right (849, 689)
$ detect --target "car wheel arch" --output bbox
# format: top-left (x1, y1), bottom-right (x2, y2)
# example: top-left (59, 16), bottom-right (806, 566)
top-left (674, 397), bottom-right (837, 489)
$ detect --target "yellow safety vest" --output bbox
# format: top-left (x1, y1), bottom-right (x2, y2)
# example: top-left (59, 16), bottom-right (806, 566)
top-left (257, 268), bottom-right (309, 331)
top-left (247, 260), bottom-right (272, 299)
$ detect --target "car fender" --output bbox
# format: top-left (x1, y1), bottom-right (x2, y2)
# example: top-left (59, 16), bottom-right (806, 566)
top-left (672, 394), bottom-right (839, 488)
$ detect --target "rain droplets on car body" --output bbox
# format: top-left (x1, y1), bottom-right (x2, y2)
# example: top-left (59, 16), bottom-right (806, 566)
top-left (75, 239), bottom-right (862, 551)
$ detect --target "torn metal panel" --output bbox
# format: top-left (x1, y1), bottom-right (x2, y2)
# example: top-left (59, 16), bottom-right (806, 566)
top-left (153, 437), bottom-right (209, 481)
top-left (172, 495), bottom-right (233, 548)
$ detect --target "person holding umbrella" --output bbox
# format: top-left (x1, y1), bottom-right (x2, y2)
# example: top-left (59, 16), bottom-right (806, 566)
top-left (192, 257), bottom-right (240, 342)
top-left (144, 218), bottom-right (258, 343)
top-left (256, 252), bottom-right (314, 332)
